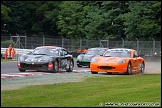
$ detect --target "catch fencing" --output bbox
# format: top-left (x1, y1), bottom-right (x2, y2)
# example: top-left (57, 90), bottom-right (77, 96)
top-left (1, 35), bottom-right (161, 56)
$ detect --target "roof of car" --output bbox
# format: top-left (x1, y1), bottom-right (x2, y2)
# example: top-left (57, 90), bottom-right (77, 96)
top-left (88, 47), bottom-right (109, 50)
top-left (109, 48), bottom-right (134, 51)
top-left (35, 46), bottom-right (63, 49)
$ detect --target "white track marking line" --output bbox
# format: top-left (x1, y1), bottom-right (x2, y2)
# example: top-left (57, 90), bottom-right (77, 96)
top-left (1, 70), bottom-right (91, 79)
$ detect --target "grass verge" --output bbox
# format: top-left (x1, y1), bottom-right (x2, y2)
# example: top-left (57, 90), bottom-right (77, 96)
top-left (1, 59), bottom-right (17, 62)
top-left (1, 74), bottom-right (161, 107)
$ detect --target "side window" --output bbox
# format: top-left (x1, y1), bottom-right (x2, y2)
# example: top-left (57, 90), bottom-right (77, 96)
top-left (64, 51), bottom-right (68, 55)
top-left (63, 50), bottom-right (68, 55)
top-left (59, 49), bottom-right (67, 56)
top-left (133, 51), bottom-right (138, 58)
top-left (59, 50), bottom-right (63, 56)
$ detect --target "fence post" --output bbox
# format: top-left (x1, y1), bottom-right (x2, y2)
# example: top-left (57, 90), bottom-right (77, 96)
top-left (136, 38), bottom-right (139, 52)
top-left (121, 38), bottom-right (124, 48)
top-left (107, 40), bottom-right (109, 48)
top-left (18, 34), bottom-right (20, 49)
top-left (80, 38), bottom-right (82, 49)
top-left (10, 34), bottom-right (12, 46)
top-left (62, 36), bottom-right (64, 47)
top-left (25, 34), bottom-right (27, 49)
top-left (152, 38), bottom-right (155, 55)
top-left (43, 35), bottom-right (44, 46)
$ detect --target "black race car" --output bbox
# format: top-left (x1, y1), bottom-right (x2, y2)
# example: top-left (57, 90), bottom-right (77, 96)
top-left (76, 47), bottom-right (109, 67)
top-left (17, 46), bottom-right (74, 72)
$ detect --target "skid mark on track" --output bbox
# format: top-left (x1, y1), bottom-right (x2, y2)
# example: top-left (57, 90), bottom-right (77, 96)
top-left (1, 70), bottom-right (90, 79)
top-left (73, 69), bottom-right (90, 73)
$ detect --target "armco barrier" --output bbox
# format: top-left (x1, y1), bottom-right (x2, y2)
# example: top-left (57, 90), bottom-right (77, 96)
top-left (1, 48), bottom-right (79, 59)
top-left (1, 48), bottom-right (33, 60)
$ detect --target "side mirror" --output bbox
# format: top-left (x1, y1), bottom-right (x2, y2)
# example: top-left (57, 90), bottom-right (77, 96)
top-left (67, 51), bottom-right (72, 55)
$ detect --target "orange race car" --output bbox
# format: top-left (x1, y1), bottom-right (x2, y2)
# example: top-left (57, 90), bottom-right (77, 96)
top-left (90, 48), bottom-right (145, 75)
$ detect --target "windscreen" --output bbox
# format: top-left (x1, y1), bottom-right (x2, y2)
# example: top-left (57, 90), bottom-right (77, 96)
top-left (104, 49), bottom-right (131, 57)
top-left (86, 49), bottom-right (107, 55)
top-left (32, 48), bottom-right (59, 56)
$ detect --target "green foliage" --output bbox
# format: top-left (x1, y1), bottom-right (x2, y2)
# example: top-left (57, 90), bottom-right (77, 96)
top-left (1, 4), bottom-right (11, 23)
top-left (1, 4), bottom-right (11, 33)
top-left (1, 1), bottom-right (161, 41)
top-left (121, 1), bottom-right (161, 41)
top-left (1, 40), bottom-right (15, 48)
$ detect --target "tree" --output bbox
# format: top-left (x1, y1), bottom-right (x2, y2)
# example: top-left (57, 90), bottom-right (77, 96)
top-left (122, 1), bottom-right (161, 40)
top-left (1, 4), bottom-right (11, 33)
top-left (57, 1), bottom-right (85, 39)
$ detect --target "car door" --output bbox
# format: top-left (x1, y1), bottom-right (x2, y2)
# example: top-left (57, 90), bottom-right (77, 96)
top-left (59, 49), bottom-right (68, 68)
top-left (132, 51), bottom-right (139, 70)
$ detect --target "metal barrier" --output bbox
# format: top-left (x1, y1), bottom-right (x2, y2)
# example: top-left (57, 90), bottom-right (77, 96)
top-left (1, 48), bottom-right (33, 60)
top-left (1, 35), bottom-right (161, 56)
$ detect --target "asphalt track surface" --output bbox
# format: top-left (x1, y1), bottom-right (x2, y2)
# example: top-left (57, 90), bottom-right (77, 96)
top-left (1, 59), bottom-right (161, 91)
top-left (1, 60), bottom-right (92, 78)
top-left (1, 60), bottom-right (89, 74)
top-left (1, 59), bottom-right (161, 77)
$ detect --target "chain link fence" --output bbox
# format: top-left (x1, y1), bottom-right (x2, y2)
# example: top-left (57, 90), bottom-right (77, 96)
top-left (1, 35), bottom-right (161, 57)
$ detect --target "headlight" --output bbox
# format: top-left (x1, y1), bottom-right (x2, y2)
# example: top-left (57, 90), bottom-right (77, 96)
top-left (43, 58), bottom-right (51, 62)
top-left (37, 59), bottom-right (44, 62)
top-left (77, 55), bottom-right (82, 61)
top-left (91, 58), bottom-right (97, 63)
top-left (118, 59), bottom-right (126, 64)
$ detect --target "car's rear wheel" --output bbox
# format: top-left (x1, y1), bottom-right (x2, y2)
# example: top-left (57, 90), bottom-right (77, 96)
top-left (53, 60), bottom-right (59, 72)
top-left (66, 60), bottom-right (74, 72)
top-left (125, 62), bottom-right (132, 75)
top-left (91, 71), bottom-right (98, 74)
top-left (139, 62), bottom-right (145, 73)
top-left (19, 69), bottom-right (26, 72)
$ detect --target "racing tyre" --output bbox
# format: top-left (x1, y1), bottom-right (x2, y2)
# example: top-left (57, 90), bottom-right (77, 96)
top-left (91, 71), bottom-right (98, 74)
top-left (53, 60), bottom-right (59, 72)
top-left (139, 62), bottom-right (145, 73)
top-left (125, 62), bottom-right (132, 75)
top-left (19, 69), bottom-right (26, 72)
top-left (66, 60), bottom-right (74, 72)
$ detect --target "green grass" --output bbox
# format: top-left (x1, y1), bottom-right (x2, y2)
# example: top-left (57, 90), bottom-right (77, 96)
top-left (73, 57), bottom-right (77, 60)
top-left (1, 59), bottom-right (17, 62)
top-left (1, 74), bottom-right (161, 107)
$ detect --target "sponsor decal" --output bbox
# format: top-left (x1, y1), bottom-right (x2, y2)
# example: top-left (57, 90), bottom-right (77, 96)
top-left (82, 60), bottom-right (90, 62)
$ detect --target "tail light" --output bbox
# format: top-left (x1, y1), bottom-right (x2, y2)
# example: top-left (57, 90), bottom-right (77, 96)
top-left (48, 62), bottom-right (53, 69)
top-left (18, 62), bottom-right (21, 68)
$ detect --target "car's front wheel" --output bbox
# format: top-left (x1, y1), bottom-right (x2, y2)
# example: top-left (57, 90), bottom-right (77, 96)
top-left (66, 60), bottom-right (74, 72)
top-left (53, 60), bottom-right (59, 72)
top-left (139, 62), bottom-right (145, 73)
top-left (125, 62), bottom-right (132, 75)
